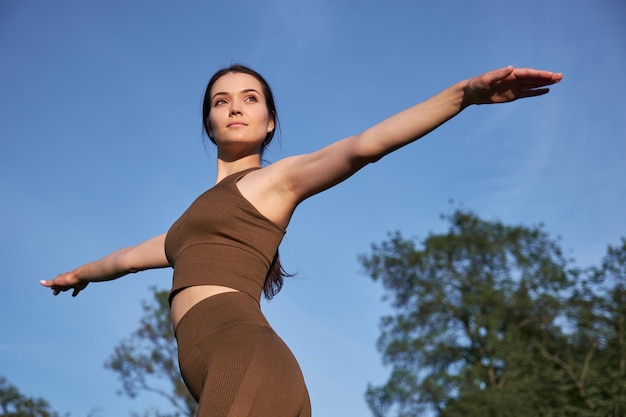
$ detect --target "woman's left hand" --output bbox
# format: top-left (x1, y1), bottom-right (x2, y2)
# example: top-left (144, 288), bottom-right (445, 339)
top-left (462, 66), bottom-right (563, 107)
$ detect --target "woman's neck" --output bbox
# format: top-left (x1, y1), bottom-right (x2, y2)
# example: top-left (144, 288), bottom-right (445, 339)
top-left (215, 154), bottom-right (262, 183)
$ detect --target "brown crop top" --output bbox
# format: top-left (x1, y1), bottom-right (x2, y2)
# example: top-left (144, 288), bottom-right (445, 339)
top-left (165, 168), bottom-right (286, 305)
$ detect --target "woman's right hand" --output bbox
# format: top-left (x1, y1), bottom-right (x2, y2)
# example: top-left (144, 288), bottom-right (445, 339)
top-left (40, 271), bottom-right (89, 297)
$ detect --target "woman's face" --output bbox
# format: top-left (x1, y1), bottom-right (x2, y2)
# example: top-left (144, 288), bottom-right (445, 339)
top-left (207, 72), bottom-right (275, 152)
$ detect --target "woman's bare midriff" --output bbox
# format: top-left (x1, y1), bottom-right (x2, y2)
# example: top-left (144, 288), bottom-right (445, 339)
top-left (170, 285), bottom-right (239, 329)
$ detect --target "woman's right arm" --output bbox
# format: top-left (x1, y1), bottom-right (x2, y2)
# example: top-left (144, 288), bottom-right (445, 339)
top-left (40, 233), bottom-right (169, 297)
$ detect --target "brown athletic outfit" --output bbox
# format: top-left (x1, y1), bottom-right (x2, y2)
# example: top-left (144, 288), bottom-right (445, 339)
top-left (165, 168), bottom-right (311, 417)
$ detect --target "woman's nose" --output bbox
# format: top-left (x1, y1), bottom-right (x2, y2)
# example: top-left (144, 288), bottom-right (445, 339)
top-left (229, 100), bottom-right (242, 115)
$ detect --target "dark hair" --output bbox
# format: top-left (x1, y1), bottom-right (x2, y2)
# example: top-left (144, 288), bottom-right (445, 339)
top-left (265, 251), bottom-right (293, 300)
top-left (202, 64), bottom-right (279, 152)
top-left (202, 64), bottom-right (289, 300)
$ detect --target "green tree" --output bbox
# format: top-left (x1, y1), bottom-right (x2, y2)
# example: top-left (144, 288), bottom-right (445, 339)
top-left (105, 287), bottom-right (196, 417)
top-left (0, 377), bottom-right (66, 417)
top-left (360, 209), bottom-right (625, 417)
top-left (557, 237), bottom-right (626, 416)
top-left (603, 238), bottom-right (626, 415)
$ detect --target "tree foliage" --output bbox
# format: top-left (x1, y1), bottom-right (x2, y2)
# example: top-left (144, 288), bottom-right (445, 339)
top-left (0, 377), bottom-right (66, 417)
top-left (360, 209), bottom-right (626, 417)
top-left (105, 287), bottom-right (196, 417)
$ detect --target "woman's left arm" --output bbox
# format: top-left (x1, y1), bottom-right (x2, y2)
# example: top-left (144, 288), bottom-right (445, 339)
top-left (278, 66), bottom-right (562, 203)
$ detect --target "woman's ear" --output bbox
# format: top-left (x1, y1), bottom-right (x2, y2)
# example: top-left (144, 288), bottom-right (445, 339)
top-left (205, 119), bottom-right (214, 139)
top-left (267, 119), bottom-right (275, 133)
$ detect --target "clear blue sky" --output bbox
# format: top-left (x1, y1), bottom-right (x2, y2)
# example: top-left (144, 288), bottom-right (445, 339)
top-left (1, 1), bottom-right (625, 416)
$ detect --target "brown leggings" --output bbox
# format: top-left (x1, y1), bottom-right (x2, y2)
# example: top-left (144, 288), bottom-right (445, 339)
top-left (175, 292), bottom-right (311, 417)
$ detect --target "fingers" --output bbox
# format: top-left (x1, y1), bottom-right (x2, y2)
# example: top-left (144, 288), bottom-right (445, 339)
top-left (485, 67), bottom-right (562, 88)
top-left (41, 279), bottom-right (61, 295)
top-left (465, 66), bottom-right (561, 106)
top-left (39, 279), bottom-right (59, 295)
top-left (40, 277), bottom-right (82, 296)
top-left (513, 68), bottom-right (563, 86)
top-left (482, 66), bottom-right (515, 85)
top-left (519, 88), bottom-right (551, 99)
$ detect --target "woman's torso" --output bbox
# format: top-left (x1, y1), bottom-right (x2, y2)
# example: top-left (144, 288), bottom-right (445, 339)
top-left (166, 167), bottom-right (289, 328)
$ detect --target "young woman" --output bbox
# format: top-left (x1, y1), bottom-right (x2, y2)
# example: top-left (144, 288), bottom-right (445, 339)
top-left (41, 64), bottom-right (562, 416)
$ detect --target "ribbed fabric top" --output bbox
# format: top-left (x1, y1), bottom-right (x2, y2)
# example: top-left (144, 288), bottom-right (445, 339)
top-left (165, 168), bottom-right (286, 304)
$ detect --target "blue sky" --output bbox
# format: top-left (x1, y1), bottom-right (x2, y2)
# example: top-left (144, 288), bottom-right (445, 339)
top-left (1, 1), bottom-right (625, 416)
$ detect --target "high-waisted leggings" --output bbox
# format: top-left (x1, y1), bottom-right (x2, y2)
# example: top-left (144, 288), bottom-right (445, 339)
top-left (175, 291), bottom-right (311, 417)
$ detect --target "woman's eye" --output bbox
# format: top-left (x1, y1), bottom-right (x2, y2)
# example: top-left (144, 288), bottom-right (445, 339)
top-left (245, 95), bottom-right (258, 102)
top-left (214, 99), bottom-right (227, 106)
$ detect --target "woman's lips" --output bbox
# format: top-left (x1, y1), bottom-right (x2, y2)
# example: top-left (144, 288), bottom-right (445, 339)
top-left (227, 121), bottom-right (247, 127)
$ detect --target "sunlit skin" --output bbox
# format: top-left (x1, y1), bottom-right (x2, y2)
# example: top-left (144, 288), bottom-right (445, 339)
top-left (207, 73), bottom-right (275, 167)
top-left (40, 66), bottom-right (563, 328)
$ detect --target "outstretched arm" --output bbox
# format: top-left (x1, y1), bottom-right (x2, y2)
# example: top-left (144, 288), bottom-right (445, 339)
top-left (40, 233), bottom-right (169, 297)
top-left (278, 66), bottom-right (562, 202)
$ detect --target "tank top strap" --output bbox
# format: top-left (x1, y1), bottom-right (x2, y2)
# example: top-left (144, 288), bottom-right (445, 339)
top-left (222, 167), bottom-right (261, 187)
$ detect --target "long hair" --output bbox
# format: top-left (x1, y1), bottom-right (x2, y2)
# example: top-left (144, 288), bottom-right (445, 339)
top-left (264, 251), bottom-right (293, 300)
top-left (202, 64), bottom-right (290, 300)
